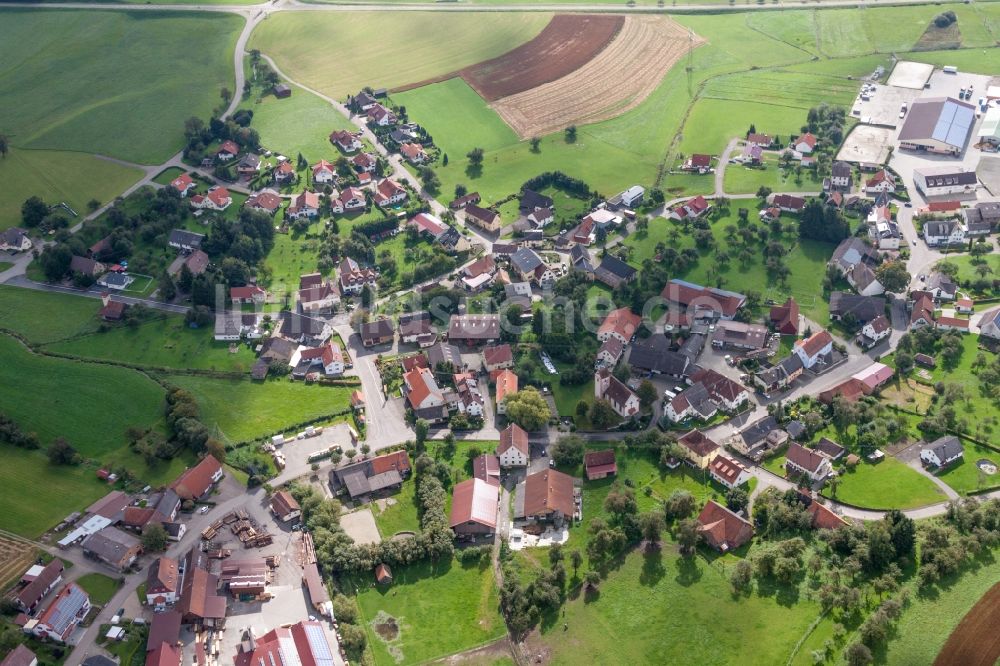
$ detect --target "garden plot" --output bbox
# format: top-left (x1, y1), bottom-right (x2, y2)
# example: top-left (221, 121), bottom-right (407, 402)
top-left (837, 124), bottom-right (896, 164)
top-left (887, 60), bottom-right (935, 89)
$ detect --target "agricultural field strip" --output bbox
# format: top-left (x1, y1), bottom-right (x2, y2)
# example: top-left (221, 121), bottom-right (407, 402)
top-left (491, 16), bottom-right (702, 139)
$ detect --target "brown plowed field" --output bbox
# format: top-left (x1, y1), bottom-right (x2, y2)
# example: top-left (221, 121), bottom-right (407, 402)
top-left (490, 16), bottom-right (702, 140)
top-left (935, 581), bottom-right (1000, 666)
top-left (461, 14), bottom-right (624, 101)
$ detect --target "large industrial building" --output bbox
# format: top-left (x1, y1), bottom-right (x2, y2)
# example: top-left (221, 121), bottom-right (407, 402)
top-left (898, 97), bottom-right (976, 155)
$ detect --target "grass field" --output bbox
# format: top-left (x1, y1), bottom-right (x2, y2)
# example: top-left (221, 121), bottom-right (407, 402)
top-left (350, 557), bottom-right (504, 665)
top-left (0, 286), bottom-right (102, 344)
top-left (264, 221), bottom-right (330, 294)
top-left (0, 10), bottom-right (241, 164)
top-left (722, 154), bottom-right (824, 195)
top-left (0, 148), bottom-right (143, 231)
top-left (935, 254), bottom-right (1000, 295)
top-left (0, 446), bottom-right (107, 538)
top-left (238, 74), bottom-right (356, 163)
top-left (0, 334), bottom-right (165, 457)
top-left (823, 456), bottom-right (946, 509)
top-left (45, 315), bottom-right (258, 372)
top-left (152, 167), bottom-right (185, 186)
top-left (620, 213), bottom-right (834, 322)
top-left (163, 375), bottom-right (353, 444)
top-left (371, 478), bottom-right (420, 538)
top-left (250, 12), bottom-right (551, 100)
top-left (392, 78), bottom-right (519, 158)
top-left (75, 573), bottom-right (121, 605)
top-left (532, 543), bottom-right (822, 665)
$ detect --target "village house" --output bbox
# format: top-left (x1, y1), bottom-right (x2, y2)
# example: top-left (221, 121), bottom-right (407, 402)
top-left (351, 152), bottom-right (378, 174)
top-left (360, 318), bottom-right (395, 347)
top-left (697, 501), bottom-right (753, 552)
top-left (867, 206), bottom-right (901, 250)
top-left (683, 153), bottom-right (713, 172)
top-left (177, 548), bottom-right (226, 625)
top-left (403, 365), bottom-right (445, 414)
top-left (374, 178), bottom-right (407, 207)
top-left (784, 442), bottom-right (833, 482)
top-left (847, 260), bottom-right (885, 297)
top-left (286, 191), bottom-right (320, 220)
top-left (170, 455), bottom-right (224, 501)
top-left (977, 307), bottom-right (1000, 342)
top-left (754, 354), bottom-right (804, 396)
top-left (669, 195), bottom-right (711, 221)
top-left (399, 142), bottom-right (428, 164)
top-left (269, 490), bottom-right (302, 523)
top-left (793, 330), bottom-right (834, 369)
top-left (450, 478), bottom-right (499, 539)
top-left (291, 342), bottom-right (345, 378)
top-left (70, 255), bottom-right (104, 278)
top-left (677, 429), bottom-right (721, 469)
top-left (711, 320), bottom-right (768, 352)
top-left (495, 369), bottom-right (518, 415)
top-left (829, 292), bottom-right (886, 324)
top-left (497, 424), bottom-right (529, 468)
top-left (584, 450), bottom-right (617, 480)
top-left (913, 167), bottom-right (978, 197)
top-left (923, 219), bottom-right (966, 247)
top-left (13, 559), bottom-right (64, 614)
top-left (297, 273), bottom-right (340, 314)
top-left (237, 153), bottom-right (261, 178)
top-left (332, 186), bottom-right (366, 213)
top-left (1, 645), bottom-right (37, 666)
top-left (169, 173), bottom-right (196, 197)
top-left (597, 336), bottom-right (624, 367)
top-left (527, 207), bottom-right (554, 227)
top-left (746, 133), bottom-right (771, 148)
top-left (461, 255), bottom-right (496, 292)
top-left (398, 311), bottom-right (434, 346)
top-left (920, 435), bottom-right (964, 468)
top-left (311, 160), bottom-right (337, 185)
top-left (366, 103), bottom-right (396, 126)
top-left (661, 279), bottom-right (746, 321)
top-left (215, 140), bottom-right (239, 161)
top-left (145, 557), bottom-right (180, 609)
top-left (769, 297), bottom-right (800, 335)
top-left (272, 161), bottom-right (296, 184)
top-left (859, 314), bottom-right (892, 348)
top-left (597, 307), bottom-right (641, 345)
top-left (464, 204), bottom-right (501, 232)
top-left (190, 186), bottom-right (231, 212)
top-left (245, 190), bottom-right (283, 215)
top-left (338, 257), bottom-right (378, 295)
top-left (517, 469), bottom-right (575, 525)
top-left (793, 132), bottom-right (817, 154)
top-left (910, 291), bottom-right (935, 329)
top-left (925, 272), bottom-right (958, 301)
top-left (627, 334), bottom-right (690, 379)
top-left (865, 169), bottom-right (896, 195)
top-left (230, 284), bottom-right (266, 305)
top-left (452, 371), bottom-right (485, 417)
top-left (483, 344), bottom-right (513, 372)
top-left (30, 583), bottom-right (91, 642)
top-left (709, 454), bottom-right (751, 489)
top-left (743, 143), bottom-right (763, 165)
top-left (594, 368), bottom-right (640, 418)
top-left (829, 161), bottom-right (853, 190)
top-left (770, 194), bottom-right (806, 214)
top-left (168, 229), bottom-right (204, 253)
top-left (449, 314), bottom-right (500, 346)
top-left (330, 129), bottom-right (362, 153)
top-left (214, 311), bottom-right (264, 342)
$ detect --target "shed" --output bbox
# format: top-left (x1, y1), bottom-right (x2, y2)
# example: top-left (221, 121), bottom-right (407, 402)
top-left (374, 563), bottom-right (392, 585)
top-left (273, 84), bottom-right (291, 98)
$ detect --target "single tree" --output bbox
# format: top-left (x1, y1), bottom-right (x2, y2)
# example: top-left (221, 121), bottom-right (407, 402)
top-left (142, 523), bottom-right (169, 552)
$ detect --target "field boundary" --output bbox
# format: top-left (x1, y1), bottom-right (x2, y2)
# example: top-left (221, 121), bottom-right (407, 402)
top-left (934, 580), bottom-right (1000, 666)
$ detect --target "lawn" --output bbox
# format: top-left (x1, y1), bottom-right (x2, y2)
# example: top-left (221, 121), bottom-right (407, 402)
top-left (392, 78), bottom-right (519, 158)
top-left (0, 148), bottom-right (143, 231)
top-left (348, 557), bottom-right (505, 665)
top-left (239, 73), bottom-right (356, 162)
top-left (823, 456), bottom-right (946, 509)
top-left (0, 446), bottom-right (108, 538)
top-left (152, 167), bottom-right (185, 186)
top-left (619, 213), bottom-right (834, 322)
top-left (934, 253), bottom-right (1000, 295)
top-left (75, 573), bottom-right (121, 605)
top-left (935, 441), bottom-right (1000, 496)
top-left (0, 334), bottom-right (165, 457)
top-left (532, 543), bottom-right (823, 666)
top-left (250, 12), bottom-right (551, 100)
top-left (722, 154), bottom-right (823, 195)
top-left (163, 375), bottom-right (353, 444)
top-left (263, 221), bottom-right (330, 295)
top-left (371, 478), bottom-right (421, 538)
top-left (45, 314), bottom-right (258, 373)
top-left (0, 10), bottom-right (241, 164)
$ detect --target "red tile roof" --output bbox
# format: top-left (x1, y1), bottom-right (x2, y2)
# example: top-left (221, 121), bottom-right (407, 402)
top-left (170, 455), bottom-right (222, 501)
top-left (795, 330), bottom-right (833, 358)
top-left (371, 451), bottom-right (411, 476)
top-left (696, 500), bottom-right (753, 551)
top-left (598, 307), bottom-right (641, 341)
top-left (678, 429), bottom-right (720, 457)
top-left (498, 424), bottom-right (529, 456)
top-left (483, 344), bottom-right (513, 367)
top-left (584, 449), bottom-right (617, 477)
top-left (523, 469), bottom-right (575, 518)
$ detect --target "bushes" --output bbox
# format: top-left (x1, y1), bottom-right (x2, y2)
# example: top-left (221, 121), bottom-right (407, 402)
top-left (0, 412), bottom-right (40, 449)
top-left (521, 172), bottom-right (594, 200)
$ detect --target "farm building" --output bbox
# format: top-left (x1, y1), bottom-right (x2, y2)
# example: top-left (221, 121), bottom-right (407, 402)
top-left (898, 97), bottom-right (976, 155)
top-left (270, 491), bottom-right (301, 523)
top-left (450, 478), bottom-right (500, 538)
top-left (170, 455), bottom-right (224, 501)
top-left (516, 469), bottom-right (576, 525)
top-left (584, 449), bottom-right (617, 480)
top-left (696, 500), bottom-right (753, 552)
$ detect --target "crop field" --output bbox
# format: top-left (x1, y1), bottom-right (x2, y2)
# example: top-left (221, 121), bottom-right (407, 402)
top-left (0, 535), bottom-right (37, 592)
top-left (163, 375), bottom-right (353, 444)
top-left (250, 12), bottom-right (551, 100)
top-left (238, 76), bottom-right (355, 163)
top-left (0, 334), bottom-right (165, 457)
top-left (0, 148), bottom-right (143, 231)
top-left (0, 10), bottom-right (241, 164)
top-left (492, 16), bottom-right (701, 139)
top-left (453, 14), bottom-right (624, 100)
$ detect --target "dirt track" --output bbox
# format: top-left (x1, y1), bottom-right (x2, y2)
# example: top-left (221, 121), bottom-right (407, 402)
top-left (461, 14), bottom-right (623, 101)
top-left (934, 581), bottom-right (1000, 666)
top-left (491, 15), bottom-right (702, 139)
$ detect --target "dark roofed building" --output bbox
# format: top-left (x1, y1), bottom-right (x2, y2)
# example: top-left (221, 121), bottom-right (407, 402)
top-left (360, 318), bottom-right (394, 347)
top-left (448, 314), bottom-right (500, 346)
top-left (594, 255), bottom-right (637, 289)
top-left (82, 527), bottom-right (141, 571)
top-left (330, 451), bottom-right (411, 499)
top-left (829, 292), bottom-right (885, 323)
top-left (627, 334), bottom-right (690, 378)
top-left (519, 189), bottom-right (553, 213)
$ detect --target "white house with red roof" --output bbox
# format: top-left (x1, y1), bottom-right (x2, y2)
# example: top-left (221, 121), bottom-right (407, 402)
top-left (375, 178), bottom-right (407, 206)
top-left (709, 454), bottom-right (751, 489)
top-left (294, 342), bottom-right (345, 376)
top-left (452, 372), bottom-right (485, 417)
top-left (170, 173), bottom-right (195, 197)
top-left (31, 583), bottom-right (91, 642)
top-left (669, 195), bottom-right (711, 221)
top-left (482, 344), bottom-right (513, 372)
top-left (497, 424), bottom-right (529, 467)
top-left (338, 257), bottom-right (378, 295)
top-left (311, 160), bottom-right (337, 184)
top-left (400, 142), bottom-right (429, 164)
top-left (332, 186), bottom-right (366, 213)
top-left (246, 190), bottom-right (283, 215)
top-left (595, 368), bottom-right (640, 418)
top-left (273, 160), bottom-right (296, 184)
top-left (793, 132), bottom-right (817, 154)
top-left (409, 212), bottom-right (449, 239)
top-left (287, 191), bottom-right (320, 219)
top-left (785, 442), bottom-right (833, 482)
top-left (367, 103), bottom-right (396, 126)
top-left (403, 366), bottom-right (445, 411)
top-left (495, 369), bottom-right (518, 415)
top-left (230, 285), bottom-right (267, 305)
top-left (865, 169), bottom-right (896, 195)
top-left (191, 186), bottom-right (232, 212)
top-left (793, 330), bottom-right (834, 369)
top-left (329, 129), bottom-right (362, 153)
top-left (597, 307), bottom-right (641, 345)
top-left (352, 152), bottom-right (378, 173)
top-left (145, 557), bottom-right (180, 609)
top-left (215, 140), bottom-right (240, 161)
top-left (683, 153), bottom-right (712, 173)
top-left (746, 133), bottom-right (771, 148)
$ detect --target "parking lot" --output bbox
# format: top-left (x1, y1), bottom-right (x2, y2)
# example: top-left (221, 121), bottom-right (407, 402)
top-left (850, 83), bottom-right (921, 128)
top-left (886, 61), bottom-right (934, 90)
